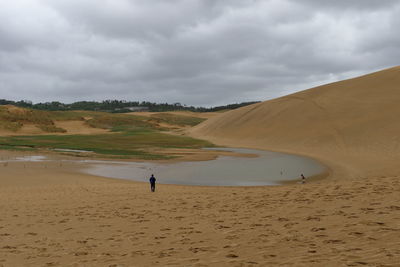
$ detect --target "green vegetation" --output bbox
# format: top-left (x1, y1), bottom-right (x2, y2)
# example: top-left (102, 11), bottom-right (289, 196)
top-left (85, 113), bottom-right (152, 130)
top-left (0, 129), bottom-right (214, 159)
top-left (0, 99), bottom-right (260, 113)
top-left (149, 113), bottom-right (206, 127)
top-left (0, 105), bottom-right (216, 159)
top-left (0, 106), bottom-right (207, 132)
top-left (69, 111), bottom-right (206, 130)
top-left (48, 111), bottom-right (86, 121)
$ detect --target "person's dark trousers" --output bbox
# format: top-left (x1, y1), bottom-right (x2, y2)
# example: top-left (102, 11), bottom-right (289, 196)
top-left (151, 183), bottom-right (155, 192)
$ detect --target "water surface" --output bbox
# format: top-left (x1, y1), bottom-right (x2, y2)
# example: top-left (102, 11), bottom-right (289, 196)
top-left (83, 148), bottom-right (326, 186)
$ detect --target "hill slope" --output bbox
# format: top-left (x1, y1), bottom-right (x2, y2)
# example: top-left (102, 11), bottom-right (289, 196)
top-left (190, 66), bottom-right (400, 179)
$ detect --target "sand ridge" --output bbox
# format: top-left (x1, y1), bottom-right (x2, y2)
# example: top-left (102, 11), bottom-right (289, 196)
top-left (189, 66), bottom-right (400, 180)
top-left (0, 121), bottom-right (108, 136)
top-left (54, 121), bottom-right (109, 135)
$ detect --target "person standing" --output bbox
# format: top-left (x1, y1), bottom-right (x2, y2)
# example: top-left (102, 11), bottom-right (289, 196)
top-left (149, 174), bottom-right (156, 192)
top-left (301, 174), bottom-right (306, 184)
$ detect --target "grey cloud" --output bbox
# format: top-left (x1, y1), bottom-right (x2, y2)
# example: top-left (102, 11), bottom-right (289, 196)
top-left (294, 0), bottom-right (399, 10)
top-left (45, 0), bottom-right (235, 40)
top-left (0, 0), bottom-right (399, 106)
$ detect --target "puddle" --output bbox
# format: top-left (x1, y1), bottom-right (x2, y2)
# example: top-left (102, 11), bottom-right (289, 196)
top-left (53, 148), bottom-right (93, 153)
top-left (13, 156), bottom-right (48, 162)
top-left (83, 147), bottom-right (327, 186)
top-left (6, 148), bottom-right (327, 186)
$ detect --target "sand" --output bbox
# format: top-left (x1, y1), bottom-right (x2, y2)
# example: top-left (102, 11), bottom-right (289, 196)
top-left (1, 67), bottom-right (400, 266)
top-left (0, 124), bottom-right (45, 136)
top-left (1, 156), bottom-right (399, 266)
top-left (0, 121), bottom-right (108, 136)
top-left (54, 121), bottom-right (109, 135)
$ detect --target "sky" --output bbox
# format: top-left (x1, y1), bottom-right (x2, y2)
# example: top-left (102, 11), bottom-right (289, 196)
top-left (0, 0), bottom-right (399, 106)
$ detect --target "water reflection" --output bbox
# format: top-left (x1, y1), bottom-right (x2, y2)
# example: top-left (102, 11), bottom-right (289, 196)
top-left (83, 148), bottom-right (327, 186)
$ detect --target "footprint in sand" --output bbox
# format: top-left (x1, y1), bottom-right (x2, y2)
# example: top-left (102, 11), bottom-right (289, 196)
top-left (310, 227), bottom-right (326, 232)
top-left (323, 239), bottom-right (345, 244)
top-left (25, 232), bottom-right (38, 236)
top-left (2, 245), bottom-right (17, 249)
top-left (349, 232), bottom-right (364, 237)
top-left (74, 251), bottom-right (88, 256)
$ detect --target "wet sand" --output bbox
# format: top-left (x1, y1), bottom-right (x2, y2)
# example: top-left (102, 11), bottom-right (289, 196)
top-left (0, 151), bottom-right (399, 266)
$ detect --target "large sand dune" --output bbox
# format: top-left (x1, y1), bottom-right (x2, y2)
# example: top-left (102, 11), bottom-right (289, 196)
top-left (190, 66), bottom-right (400, 180)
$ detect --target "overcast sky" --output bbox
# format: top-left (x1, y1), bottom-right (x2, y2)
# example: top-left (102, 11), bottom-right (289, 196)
top-left (0, 0), bottom-right (399, 106)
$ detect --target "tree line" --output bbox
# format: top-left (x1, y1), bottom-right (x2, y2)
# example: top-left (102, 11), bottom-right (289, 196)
top-left (0, 99), bottom-right (260, 113)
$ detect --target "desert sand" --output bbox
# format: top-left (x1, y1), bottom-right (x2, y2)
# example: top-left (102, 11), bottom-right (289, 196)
top-left (1, 67), bottom-right (400, 266)
top-left (1, 154), bottom-right (399, 266)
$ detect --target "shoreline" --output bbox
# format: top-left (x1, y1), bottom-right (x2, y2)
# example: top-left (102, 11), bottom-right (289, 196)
top-left (186, 132), bottom-right (360, 182)
top-left (0, 145), bottom-right (328, 187)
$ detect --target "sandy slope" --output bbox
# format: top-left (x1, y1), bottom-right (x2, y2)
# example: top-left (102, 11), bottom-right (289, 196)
top-left (190, 66), bottom-right (400, 180)
top-left (54, 121), bottom-right (109, 135)
top-left (0, 124), bottom-right (45, 136)
top-left (0, 121), bottom-right (108, 136)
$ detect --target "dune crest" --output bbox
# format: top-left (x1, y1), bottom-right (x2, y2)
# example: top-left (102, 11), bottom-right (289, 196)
top-left (190, 66), bottom-right (400, 179)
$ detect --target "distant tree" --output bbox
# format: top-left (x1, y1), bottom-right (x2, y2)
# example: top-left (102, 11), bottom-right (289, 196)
top-left (0, 98), bottom-right (260, 113)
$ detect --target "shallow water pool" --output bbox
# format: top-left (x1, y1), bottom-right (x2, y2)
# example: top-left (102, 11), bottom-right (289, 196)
top-left (83, 147), bottom-right (327, 186)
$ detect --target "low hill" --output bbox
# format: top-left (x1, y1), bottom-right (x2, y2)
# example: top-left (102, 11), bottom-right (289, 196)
top-left (0, 106), bottom-right (209, 136)
top-left (190, 66), bottom-right (400, 179)
top-left (0, 106), bottom-right (217, 159)
top-left (0, 105), bottom-right (106, 135)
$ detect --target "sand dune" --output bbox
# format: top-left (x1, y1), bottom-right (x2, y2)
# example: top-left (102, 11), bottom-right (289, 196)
top-left (190, 66), bottom-right (400, 180)
top-left (0, 124), bottom-right (45, 136)
top-left (54, 121), bottom-right (109, 135)
top-left (0, 121), bottom-right (109, 136)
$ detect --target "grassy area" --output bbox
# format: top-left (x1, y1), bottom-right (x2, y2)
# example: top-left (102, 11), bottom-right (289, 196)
top-left (148, 113), bottom-right (206, 127)
top-left (0, 106), bottom-right (207, 132)
top-left (0, 128), bottom-right (214, 159)
top-left (0, 105), bottom-right (213, 159)
top-left (0, 144), bottom-right (36, 152)
top-left (48, 111), bottom-right (86, 121)
top-left (85, 113), bottom-right (154, 131)
top-left (83, 112), bottom-right (206, 130)
top-left (0, 106), bottom-right (154, 133)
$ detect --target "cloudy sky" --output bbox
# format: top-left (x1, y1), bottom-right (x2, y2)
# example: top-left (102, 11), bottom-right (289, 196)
top-left (0, 0), bottom-right (399, 106)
